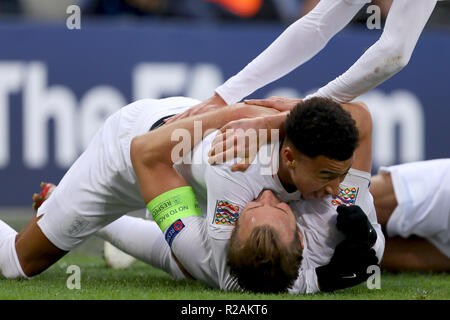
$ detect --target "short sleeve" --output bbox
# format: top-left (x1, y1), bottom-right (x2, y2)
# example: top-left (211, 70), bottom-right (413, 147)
top-left (337, 168), bottom-right (385, 262)
top-left (203, 165), bottom-right (255, 290)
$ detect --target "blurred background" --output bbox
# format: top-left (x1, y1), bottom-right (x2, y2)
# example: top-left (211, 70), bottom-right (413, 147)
top-left (2, 0), bottom-right (450, 25)
top-left (0, 0), bottom-right (449, 211)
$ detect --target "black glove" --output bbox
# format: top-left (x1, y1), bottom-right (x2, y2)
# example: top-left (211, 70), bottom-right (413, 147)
top-left (316, 239), bottom-right (379, 292)
top-left (336, 205), bottom-right (377, 246)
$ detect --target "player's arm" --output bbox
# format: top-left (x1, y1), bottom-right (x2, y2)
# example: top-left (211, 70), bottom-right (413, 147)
top-left (307, 0), bottom-right (438, 102)
top-left (130, 105), bottom-right (247, 279)
top-left (335, 101), bottom-right (384, 257)
top-left (166, 0), bottom-right (366, 123)
top-left (214, 0), bottom-right (367, 105)
top-left (131, 105), bottom-right (272, 282)
top-left (209, 101), bottom-right (372, 171)
top-left (309, 103), bottom-right (381, 293)
top-left (131, 104), bottom-right (278, 202)
top-left (314, 129), bottom-right (384, 293)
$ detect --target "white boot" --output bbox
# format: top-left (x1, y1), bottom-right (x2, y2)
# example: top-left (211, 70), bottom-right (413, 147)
top-left (103, 241), bottom-right (137, 270)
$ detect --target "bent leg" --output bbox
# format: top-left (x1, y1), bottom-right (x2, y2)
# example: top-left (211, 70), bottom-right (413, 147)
top-left (15, 215), bottom-right (67, 277)
top-left (382, 236), bottom-right (450, 272)
top-left (371, 169), bottom-right (450, 272)
top-left (0, 216), bottom-right (66, 279)
top-left (97, 216), bottom-right (187, 279)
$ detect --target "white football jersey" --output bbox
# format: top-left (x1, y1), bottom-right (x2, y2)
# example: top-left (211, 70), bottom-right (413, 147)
top-left (288, 169), bottom-right (383, 293)
top-left (172, 133), bottom-right (384, 293)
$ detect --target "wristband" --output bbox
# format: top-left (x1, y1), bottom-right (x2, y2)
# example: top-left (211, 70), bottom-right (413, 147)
top-left (147, 186), bottom-right (202, 232)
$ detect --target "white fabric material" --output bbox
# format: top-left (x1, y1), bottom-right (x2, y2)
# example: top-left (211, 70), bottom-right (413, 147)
top-left (30, 96), bottom-right (224, 289)
top-left (289, 168), bottom-right (384, 294)
top-left (215, 0), bottom-right (366, 104)
top-left (31, 96), bottom-right (223, 289)
top-left (306, 0), bottom-right (438, 102)
top-left (97, 215), bottom-right (185, 280)
top-left (167, 215), bottom-right (220, 287)
top-left (379, 159), bottom-right (450, 258)
top-left (36, 97), bottom-right (199, 251)
top-left (32, 96), bottom-right (383, 293)
top-left (0, 221), bottom-right (28, 279)
top-left (203, 140), bottom-right (300, 291)
top-left (215, 0), bottom-right (436, 105)
top-left (179, 134), bottom-right (384, 293)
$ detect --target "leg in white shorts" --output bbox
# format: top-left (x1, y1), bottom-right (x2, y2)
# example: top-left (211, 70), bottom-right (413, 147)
top-left (36, 97), bottom-right (200, 251)
top-left (97, 215), bottom-right (186, 280)
top-left (378, 159), bottom-right (450, 258)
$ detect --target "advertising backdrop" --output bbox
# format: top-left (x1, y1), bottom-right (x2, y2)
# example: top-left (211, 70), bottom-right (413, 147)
top-left (0, 20), bottom-right (449, 205)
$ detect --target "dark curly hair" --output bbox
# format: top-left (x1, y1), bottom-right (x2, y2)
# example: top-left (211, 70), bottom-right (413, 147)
top-left (284, 97), bottom-right (359, 161)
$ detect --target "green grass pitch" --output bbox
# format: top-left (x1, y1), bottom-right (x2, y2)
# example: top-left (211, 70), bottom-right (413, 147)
top-left (1, 253), bottom-right (449, 300)
top-left (1, 211), bottom-right (449, 300)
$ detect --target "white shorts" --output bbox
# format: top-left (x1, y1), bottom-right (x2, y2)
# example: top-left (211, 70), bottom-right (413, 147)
top-left (379, 159), bottom-right (450, 258)
top-left (36, 97), bottom-right (199, 251)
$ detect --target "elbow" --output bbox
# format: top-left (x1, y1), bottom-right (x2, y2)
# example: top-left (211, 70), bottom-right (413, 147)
top-left (130, 136), bottom-right (143, 168)
top-left (130, 135), bottom-right (153, 168)
top-left (377, 41), bottom-right (412, 76)
top-left (387, 48), bottom-right (410, 72)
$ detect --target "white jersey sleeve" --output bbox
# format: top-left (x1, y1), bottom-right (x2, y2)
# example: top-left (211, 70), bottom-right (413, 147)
top-left (342, 169), bottom-right (385, 262)
top-left (171, 134), bottom-right (290, 291)
top-left (289, 168), bottom-right (384, 294)
top-left (201, 142), bottom-right (302, 290)
top-left (215, 0), bottom-right (367, 104)
top-left (203, 165), bottom-right (256, 291)
top-left (305, 0), bottom-right (438, 102)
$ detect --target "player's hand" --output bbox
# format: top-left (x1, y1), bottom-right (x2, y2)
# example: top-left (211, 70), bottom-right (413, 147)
top-left (336, 205), bottom-right (377, 246)
top-left (164, 93), bottom-right (227, 124)
top-left (330, 239), bottom-right (378, 270)
top-left (315, 239), bottom-right (379, 292)
top-left (208, 117), bottom-right (265, 172)
top-left (244, 96), bottom-right (302, 112)
top-left (208, 114), bottom-right (281, 172)
top-left (32, 182), bottom-right (56, 211)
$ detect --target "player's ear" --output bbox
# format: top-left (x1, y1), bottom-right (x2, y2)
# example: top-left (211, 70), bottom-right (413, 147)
top-left (298, 230), bottom-right (304, 250)
top-left (282, 146), bottom-right (296, 167)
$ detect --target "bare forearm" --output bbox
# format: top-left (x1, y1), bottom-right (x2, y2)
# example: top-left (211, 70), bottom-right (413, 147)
top-left (133, 105), bottom-right (246, 167)
top-left (264, 111), bottom-right (289, 136)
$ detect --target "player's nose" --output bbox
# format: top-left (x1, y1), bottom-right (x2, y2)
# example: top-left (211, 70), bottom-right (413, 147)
top-left (257, 189), bottom-right (280, 205)
top-left (325, 181), bottom-right (340, 197)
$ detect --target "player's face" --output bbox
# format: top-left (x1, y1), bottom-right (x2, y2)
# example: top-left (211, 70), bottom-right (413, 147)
top-left (288, 154), bottom-right (353, 200)
top-left (237, 189), bottom-right (303, 247)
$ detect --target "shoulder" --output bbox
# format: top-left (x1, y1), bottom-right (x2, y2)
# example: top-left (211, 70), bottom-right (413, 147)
top-left (341, 101), bottom-right (372, 123)
top-left (205, 152), bottom-right (267, 194)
